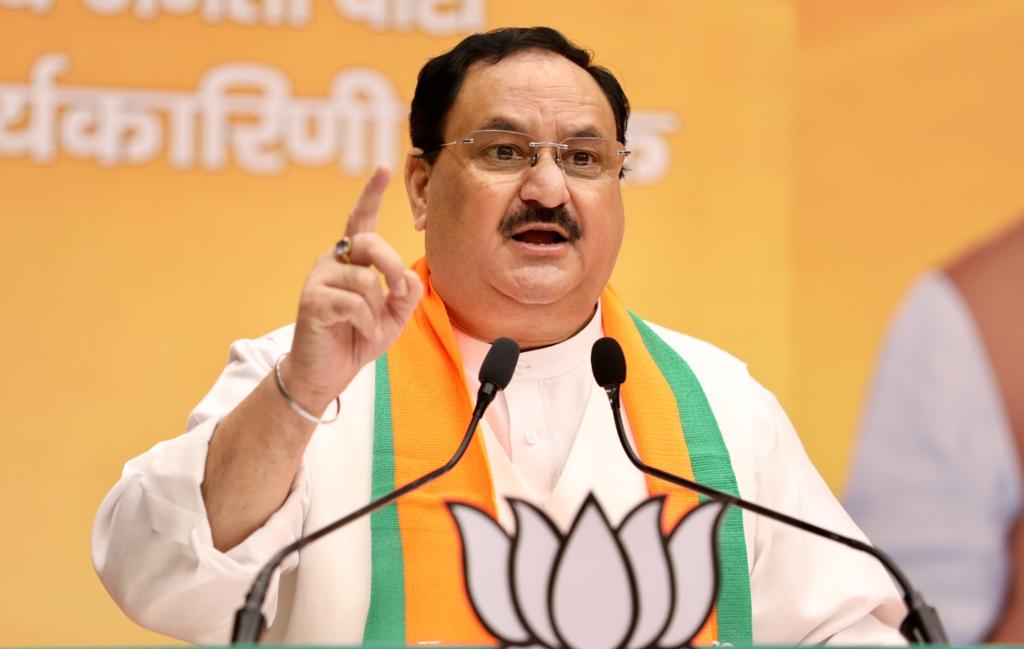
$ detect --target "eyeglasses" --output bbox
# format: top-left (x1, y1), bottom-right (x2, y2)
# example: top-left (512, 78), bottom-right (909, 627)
top-left (433, 129), bottom-right (630, 181)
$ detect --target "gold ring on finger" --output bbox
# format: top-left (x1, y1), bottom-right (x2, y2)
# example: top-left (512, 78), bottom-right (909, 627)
top-left (334, 236), bottom-right (353, 264)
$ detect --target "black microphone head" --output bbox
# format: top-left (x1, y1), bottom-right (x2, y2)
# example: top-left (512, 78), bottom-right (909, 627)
top-left (591, 337), bottom-right (626, 389)
top-left (479, 337), bottom-right (520, 389)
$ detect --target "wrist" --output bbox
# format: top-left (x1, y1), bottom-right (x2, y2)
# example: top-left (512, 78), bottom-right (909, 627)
top-left (275, 353), bottom-right (340, 423)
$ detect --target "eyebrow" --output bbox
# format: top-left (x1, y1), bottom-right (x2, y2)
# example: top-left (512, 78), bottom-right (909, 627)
top-left (567, 127), bottom-right (604, 139)
top-left (478, 117), bottom-right (524, 132)
top-left (474, 119), bottom-right (610, 140)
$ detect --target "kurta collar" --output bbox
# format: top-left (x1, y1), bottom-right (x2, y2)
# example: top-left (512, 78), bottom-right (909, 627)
top-left (453, 302), bottom-right (604, 382)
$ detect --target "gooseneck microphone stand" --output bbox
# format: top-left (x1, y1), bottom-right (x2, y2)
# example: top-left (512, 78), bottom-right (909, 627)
top-left (590, 337), bottom-right (948, 645)
top-left (231, 337), bottom-right (521, 644)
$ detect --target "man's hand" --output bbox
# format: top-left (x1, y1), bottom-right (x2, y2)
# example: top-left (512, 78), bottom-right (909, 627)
top-left (202, 165), bottom-right (423, 552)
top-left (281, 165), bottom-right (424, 415)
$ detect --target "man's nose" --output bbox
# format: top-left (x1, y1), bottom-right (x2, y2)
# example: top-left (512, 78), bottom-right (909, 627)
top-left (519, 149), bottom-right (570, 208)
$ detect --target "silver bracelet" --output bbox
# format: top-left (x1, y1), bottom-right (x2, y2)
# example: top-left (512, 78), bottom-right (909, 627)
top-left (273, 353), bottom-right (341, 425)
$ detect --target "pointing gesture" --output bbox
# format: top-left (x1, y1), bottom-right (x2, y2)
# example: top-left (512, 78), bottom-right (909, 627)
top-left (202, 164), bottom-right (424, 551)
top-left (281, 165), bottom-right (424, 416)
top-left (345, 163), bottom-right (390, 236)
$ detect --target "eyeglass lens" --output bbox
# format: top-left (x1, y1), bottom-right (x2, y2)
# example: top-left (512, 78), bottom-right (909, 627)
top-left (460, 130), bottom-right (625, 180)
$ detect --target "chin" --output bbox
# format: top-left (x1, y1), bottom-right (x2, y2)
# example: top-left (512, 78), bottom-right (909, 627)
top-left (500, 267), bottom-right (578, 306)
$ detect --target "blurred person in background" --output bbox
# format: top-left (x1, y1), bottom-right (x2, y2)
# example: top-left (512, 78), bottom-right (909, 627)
top-left (846, 219), bottom-right (1024, 643)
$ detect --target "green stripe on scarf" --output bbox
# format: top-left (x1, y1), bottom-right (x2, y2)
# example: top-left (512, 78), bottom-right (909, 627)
top-left (631, 313), bottom-right (754, 644)
top-left (363, 355), bottom-right (406, 644)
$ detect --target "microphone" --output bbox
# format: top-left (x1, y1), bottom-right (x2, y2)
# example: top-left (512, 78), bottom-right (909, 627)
top-left (232, 337), bottom-right (521, 644)
top-left (590, 337), bottom-right (948, 645)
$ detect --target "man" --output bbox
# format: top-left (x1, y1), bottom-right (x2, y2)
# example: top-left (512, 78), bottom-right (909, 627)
top-left (846, 220), bottom-right (1024, 643)
top-left (93, 27), bottom-right (904, 645)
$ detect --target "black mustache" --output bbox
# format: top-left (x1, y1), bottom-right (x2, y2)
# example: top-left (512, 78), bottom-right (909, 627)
top-left (499, 205), bottom-right (583, 242)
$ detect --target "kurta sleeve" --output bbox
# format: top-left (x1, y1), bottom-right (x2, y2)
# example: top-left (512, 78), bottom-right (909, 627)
top-left (747, 379), bottom-right (907, 645)
top-left (91, 328), bottom-right (311, 644)
top-left (844, 273), bottom-right (1022, 643)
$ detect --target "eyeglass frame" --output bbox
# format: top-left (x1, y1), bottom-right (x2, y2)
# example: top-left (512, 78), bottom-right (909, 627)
top-left (421, 129), bottom-right (632, 180)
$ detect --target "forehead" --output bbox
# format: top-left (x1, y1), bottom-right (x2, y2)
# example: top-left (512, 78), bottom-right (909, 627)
top-left (444, 50), bottom-right (618, 140)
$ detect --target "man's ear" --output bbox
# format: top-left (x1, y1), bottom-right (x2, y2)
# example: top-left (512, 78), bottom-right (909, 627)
top-left (405, 149), bottom-right (430, 232)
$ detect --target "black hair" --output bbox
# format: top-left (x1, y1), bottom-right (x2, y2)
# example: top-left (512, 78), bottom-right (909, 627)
top-left (409, 26), bottom-right (630, 164)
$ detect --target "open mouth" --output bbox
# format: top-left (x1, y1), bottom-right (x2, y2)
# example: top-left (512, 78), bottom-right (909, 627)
top-left (511, 229), bottom-right (569, 245)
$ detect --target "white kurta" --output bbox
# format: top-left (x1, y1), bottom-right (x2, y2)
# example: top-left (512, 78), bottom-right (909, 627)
top-left (92, 311), bottom-right (906, 645)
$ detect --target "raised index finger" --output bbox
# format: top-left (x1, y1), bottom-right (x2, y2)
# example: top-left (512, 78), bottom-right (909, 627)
top-left (345, 165), bottom-right (391, 237)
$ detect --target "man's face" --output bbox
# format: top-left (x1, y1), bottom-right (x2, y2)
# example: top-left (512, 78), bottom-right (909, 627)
top-left (411, 49), bottom-right (626, 344)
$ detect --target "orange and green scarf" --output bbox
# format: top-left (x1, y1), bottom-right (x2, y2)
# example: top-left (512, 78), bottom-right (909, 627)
top-left (362, 258), bottom-right (752, 645)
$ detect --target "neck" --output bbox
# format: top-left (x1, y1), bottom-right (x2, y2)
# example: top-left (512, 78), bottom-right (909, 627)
top-left (447, 302), bottom-right (599, 351)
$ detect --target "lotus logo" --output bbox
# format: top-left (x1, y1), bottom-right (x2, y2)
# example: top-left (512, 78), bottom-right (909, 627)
top-left (448, 494), bottom-right (727, 649)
